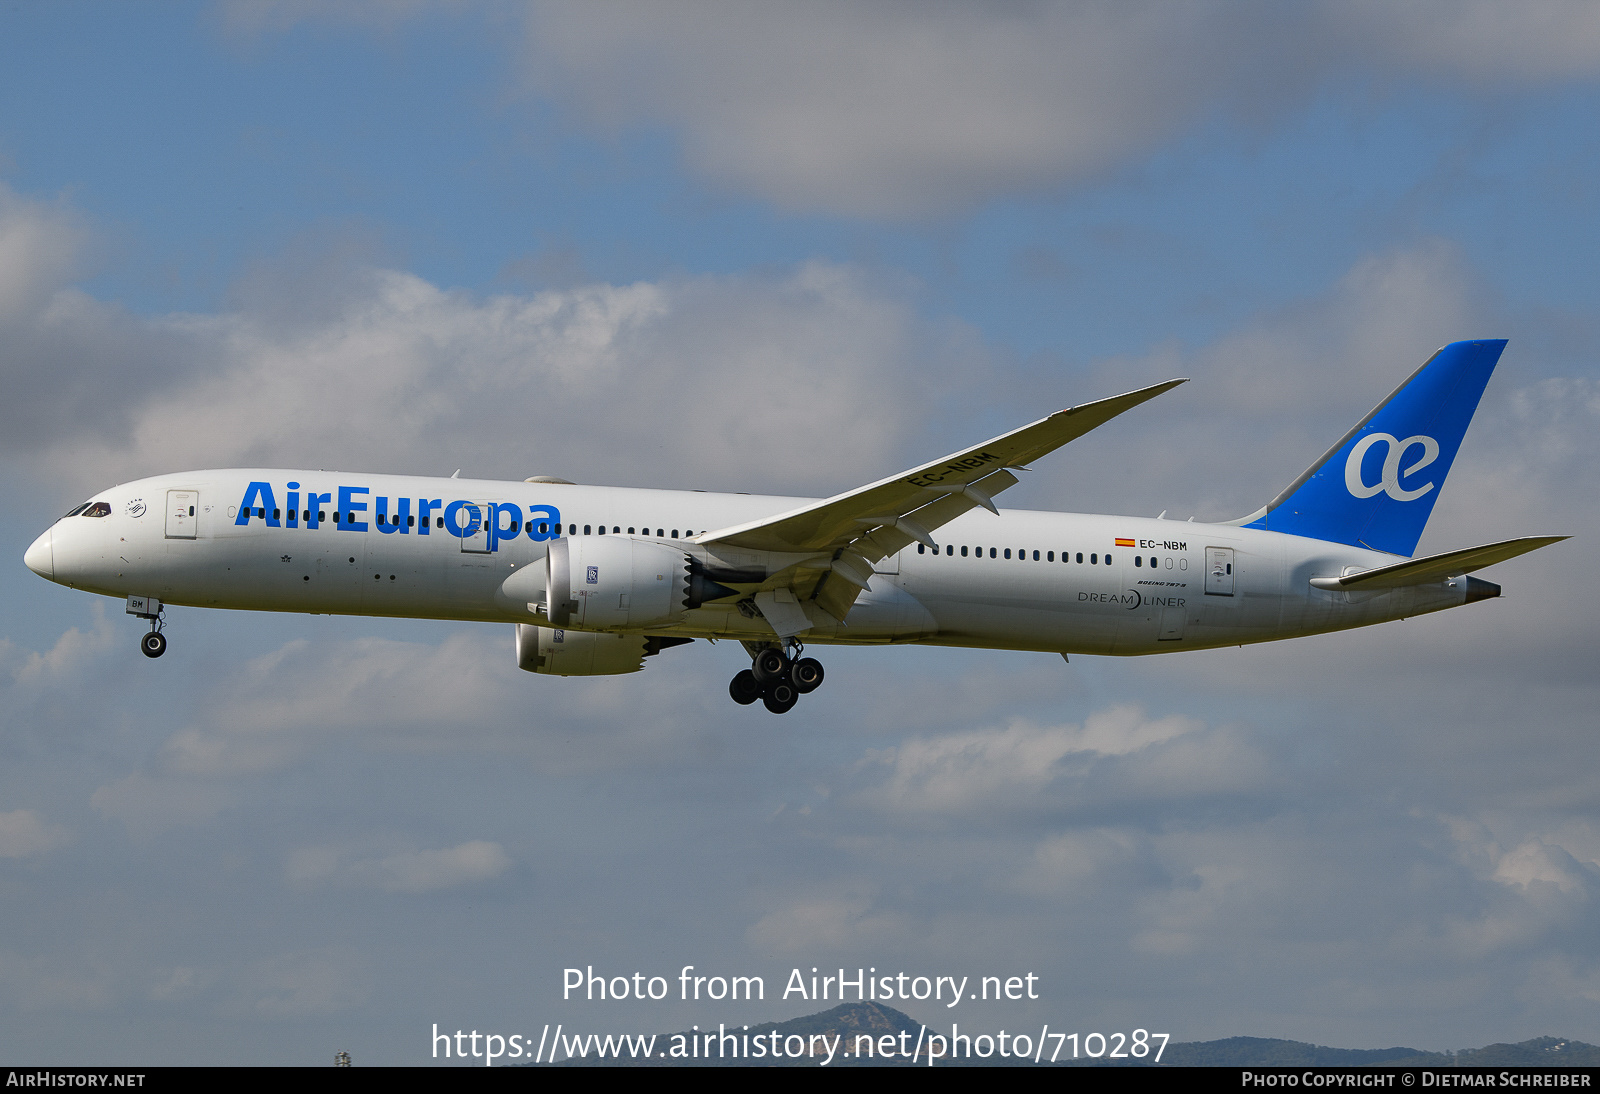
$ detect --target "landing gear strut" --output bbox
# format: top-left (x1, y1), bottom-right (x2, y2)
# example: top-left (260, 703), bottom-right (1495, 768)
top-left (729, 641), bottom-right (825, 713)
top-left (128, 595), bottom-right (167, 659)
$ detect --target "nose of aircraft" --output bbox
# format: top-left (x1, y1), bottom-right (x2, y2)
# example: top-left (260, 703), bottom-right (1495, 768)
top-left (24, 528), bottom-right (52, 579)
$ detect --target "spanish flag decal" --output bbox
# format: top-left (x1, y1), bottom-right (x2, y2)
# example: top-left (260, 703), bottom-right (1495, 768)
top-left (1115, 538), bottom-right (1136, 547)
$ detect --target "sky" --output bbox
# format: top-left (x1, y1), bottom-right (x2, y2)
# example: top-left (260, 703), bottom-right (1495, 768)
top-left (1, 0), bottom-right (1598, 1067)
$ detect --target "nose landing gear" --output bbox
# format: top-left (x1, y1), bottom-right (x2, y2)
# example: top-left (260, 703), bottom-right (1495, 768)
top-left (128, 595), bottom-right (167, 659)
top-left (730, 642), bottom-right (825, 713)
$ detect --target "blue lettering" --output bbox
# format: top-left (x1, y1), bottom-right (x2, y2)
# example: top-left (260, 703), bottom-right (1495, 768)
top-left (338, 486), bottom-right (369, 531)
top-left (443, 500), bottom-right (480, 538)
top-left (485, 502), bottom-right (522, 551)
top-left (527, 505), bottom-right (561, 542)
top-left (304, 492), bottom-right (330, 529)
top-left (417, 498), bottom-right (441, 535)
top-left (376, 497), bottom-right (412, 535)
top-left (235, 482), bottom-right (280, 527)
top-left (286, 487), bottom-right (300, 527)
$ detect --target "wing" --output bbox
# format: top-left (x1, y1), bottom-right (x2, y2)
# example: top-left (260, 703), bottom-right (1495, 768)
top-left (700, 378), bottom-right (1187, 555)
top-left (697, 378), bottom-right (1187, 631)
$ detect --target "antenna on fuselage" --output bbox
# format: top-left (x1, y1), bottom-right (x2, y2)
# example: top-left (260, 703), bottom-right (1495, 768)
top-left (451, 469), bottom-right (461, 479)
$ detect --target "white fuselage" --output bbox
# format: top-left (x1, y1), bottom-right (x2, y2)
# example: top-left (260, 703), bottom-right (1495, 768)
top-left (27, 469), bottom-right (1474, 656)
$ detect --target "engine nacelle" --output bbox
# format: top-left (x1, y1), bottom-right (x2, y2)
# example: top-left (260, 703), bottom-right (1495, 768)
top-left (545, 536), bottom-right (694, 629)
top-left (515, 624), bottom-right (649, 676)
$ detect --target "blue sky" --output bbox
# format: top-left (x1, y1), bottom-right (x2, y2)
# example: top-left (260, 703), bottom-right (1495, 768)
top-left (3, 1), bottom-right (1599, 1066)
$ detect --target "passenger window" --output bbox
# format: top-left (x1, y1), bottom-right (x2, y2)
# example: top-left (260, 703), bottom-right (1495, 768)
top-left (1047, 551), bottom-right (1054, 561)
top-left (597, 525), bottom-right (605, 535)
top-left (989, 548), bottom-right (996, 558)
top-left (1076, 552), bottom-right (1083, 563)
top-left (1106, 553), bottom-right (1113, 564)
top-left (1004, 549), bottom-right (1011, 559)
top-left (628, 527), bottom-right (635, 534)
top-left (1135, 556), bottom-right (1142, 567)
top-left (918, 544), bottom-right (926, 554)
top-left (672, 530), bottom-right (679, 539)
top-left (960, 546), bottom-right (968, 557)
top-left (1150, 556), bottom-right (1157, 568)
top-left (1091, 553), bottom-right (1097, 564)
top-left (1033, 550), bottom-right (1040, 561)
top-left (946, 545), bottom-right (953, 556)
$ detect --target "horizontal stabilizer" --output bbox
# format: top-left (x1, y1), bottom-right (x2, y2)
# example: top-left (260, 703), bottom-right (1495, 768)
top-left (1309, 535), bottom-right (1567, 590)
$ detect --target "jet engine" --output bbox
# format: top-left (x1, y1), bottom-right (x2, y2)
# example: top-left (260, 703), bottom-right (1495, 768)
top-left (515, 623), bottom-right (649, 675)
top-left (544, 536), bottom-right (742, 629)
top-left (515, 624), bottom-right (695, 676)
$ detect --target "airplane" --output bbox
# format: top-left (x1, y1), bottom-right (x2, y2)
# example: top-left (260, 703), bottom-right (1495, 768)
top-left (22, 339), bottom-right (1565, 714)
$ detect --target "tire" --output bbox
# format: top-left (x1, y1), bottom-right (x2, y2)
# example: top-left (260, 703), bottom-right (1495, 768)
top-left (752, 647), bottom-right (789, 683)
top-left (729, 669), bottom-right (762, 705)
top-left (140, 632), bottom-right (167, 659)
top-left (762, 681), bottom-right (799, 714)
top-left (791, 657), bottom-right (824, 693)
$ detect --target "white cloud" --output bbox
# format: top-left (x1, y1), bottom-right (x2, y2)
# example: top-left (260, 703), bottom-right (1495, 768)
top-left (89, 774), bottom-right (231, 838)
top-left (247, 947), bottom-right (370, 1017)
top-left (214, 3), bottom-right (1600, 218)
top-left (286, 840), bottom-right (511, 893)
top-left (745, 893), bottom-right (908, 956)
top-left (513, 2), bottom-right (1600, 216)
top-left (865, 705), bottom-right (1203, 814)
top-left (25, 258), bottom-right (969, 502)
top-left (3, 604), bottom-right (118, 688)
top-left (0, 810), bottom-right (70, 858)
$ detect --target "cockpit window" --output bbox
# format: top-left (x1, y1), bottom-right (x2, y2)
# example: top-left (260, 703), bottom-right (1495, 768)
top-left (62, 502), bottom-right (92, 518)
top-left (82, 502), bottom-right (112, 518)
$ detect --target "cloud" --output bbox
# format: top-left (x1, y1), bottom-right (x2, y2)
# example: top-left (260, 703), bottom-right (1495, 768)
top-left (0, 184), bottom-right (202, 460)
top-left (865, 705), bottom-right (1203, 814)
top-left (145, 628), bottom-right (720, 778)
top-left (247, 947), bottom-right (370, 1017)
top-left (286, 840), bottom-right (511, 892)
top-left (511, 2), bottom-right (1600, 217)
top-left (1, 604), bottom-right (118, 688)
top-left (89, 774), bottom-right (232, 838)
top-left (0, 810), bottom-right (70, 858)
top-left (15, 254), bottom-right (975, 501)
top-left (745, 893), bottom-right (909, 956)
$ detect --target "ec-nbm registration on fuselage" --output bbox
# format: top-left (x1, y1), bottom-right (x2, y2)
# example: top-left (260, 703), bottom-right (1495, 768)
top-left (24, 340), bottom-right (1567, 714)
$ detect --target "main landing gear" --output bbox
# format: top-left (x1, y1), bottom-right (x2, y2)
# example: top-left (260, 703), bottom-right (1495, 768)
top-left (729, 643), bottom-right (825, 714)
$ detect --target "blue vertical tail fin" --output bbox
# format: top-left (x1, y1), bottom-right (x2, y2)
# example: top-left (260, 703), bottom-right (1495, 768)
top-left (1237, 339), bottom-right (1505, 557)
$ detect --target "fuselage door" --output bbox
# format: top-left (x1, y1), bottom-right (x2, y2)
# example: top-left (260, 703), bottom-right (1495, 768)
top-left (458, 503), bottom-right (489, 553)
top-left (165, 490), bottom-right (197, 539)
top-left (1205, 547), bottom-right (1235, 596)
